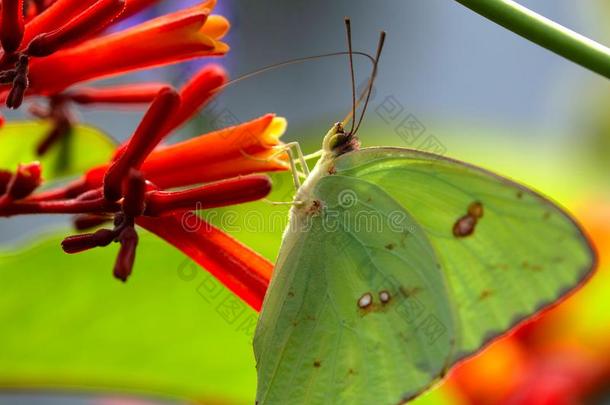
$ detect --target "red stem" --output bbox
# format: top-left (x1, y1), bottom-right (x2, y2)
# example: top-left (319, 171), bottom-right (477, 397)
top-left (0, 197), bottom-right (119, 216)
top-left (64, 83), bottom-right (169, 105)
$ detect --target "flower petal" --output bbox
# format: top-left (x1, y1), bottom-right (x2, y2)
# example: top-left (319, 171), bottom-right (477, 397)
top-left (139, 114), bottom-right (288, 188)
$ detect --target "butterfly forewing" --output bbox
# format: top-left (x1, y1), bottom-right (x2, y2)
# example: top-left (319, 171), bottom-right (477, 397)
top-left (254, 174), bottom-right (458, 404)
top-left (334, 147), bottom-right (596, 361)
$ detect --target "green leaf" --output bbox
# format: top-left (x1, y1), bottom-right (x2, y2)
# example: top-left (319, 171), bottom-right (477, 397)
top-left (0, 121), bottom-right (115, 181)
top-left (0, 232), bottom-right (258, 403)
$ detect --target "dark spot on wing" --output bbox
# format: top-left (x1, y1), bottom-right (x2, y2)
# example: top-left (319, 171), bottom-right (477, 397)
top-left (348, 368), bottom-right (357, 375)
top-left (453, 201), bottom-right (484, 238)
top-left (399, 286), bottom-right (422, 298)
top-left (453, 215), bottom-right (477, 237)
top-left (398, 331), bottom-right (411, 343)
top-left (468, 202), bottom-right (484, 218)
top-left (479, 289), bottom-right (493, 300)
top-left (328, 165), bottom-right (336, 175)
top-left (522, 261), bottom-right (543, 272)
top-left (313, 360), bottom-right (321, 368)
top-left (516, 191), bottom-right (523, 199)
top-left (287, 291), bottom-right (295, 298)
top-left (543, 211), bottom-right (551, 220)
top-left (306, 200), bottom-right (323, 215)
top-left (385, 243), bottom-right (395, 250)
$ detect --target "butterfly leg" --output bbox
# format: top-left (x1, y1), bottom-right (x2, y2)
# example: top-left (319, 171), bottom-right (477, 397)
top-left (285, 147), bottom-right (302, 189)
top-left (281, 142), bottom-right (311, 176)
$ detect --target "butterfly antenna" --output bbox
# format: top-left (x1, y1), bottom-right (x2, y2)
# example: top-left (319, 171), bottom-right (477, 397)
top-left (345, 17), bottom-right (357, 135)
top-left (352, 30), bottom-right (386, 136)
top-left (216, 52), bottom-right (376, 93)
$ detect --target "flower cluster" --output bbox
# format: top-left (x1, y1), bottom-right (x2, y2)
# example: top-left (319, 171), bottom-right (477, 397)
top-left (1, 0), bottom-right (229, 154)
top-left (0, 1), bottom-right (287, 311)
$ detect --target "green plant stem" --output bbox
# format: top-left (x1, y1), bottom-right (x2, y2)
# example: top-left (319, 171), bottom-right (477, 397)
top-left (454, 0), bottom-right (610, 79)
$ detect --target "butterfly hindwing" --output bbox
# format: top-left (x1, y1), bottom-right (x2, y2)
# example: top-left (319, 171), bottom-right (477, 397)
top-left (333, 147), bottom-right (596, 361)
top-left (254, 174), bottom-right (458, 404)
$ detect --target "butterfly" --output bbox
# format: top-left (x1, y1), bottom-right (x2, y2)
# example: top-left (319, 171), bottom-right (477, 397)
top-left (253, 20), bottom-right (597, 405)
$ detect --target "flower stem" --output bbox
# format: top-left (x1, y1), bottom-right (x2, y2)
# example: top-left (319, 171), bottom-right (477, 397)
top-left (453, 0), bottom-right (610, 79)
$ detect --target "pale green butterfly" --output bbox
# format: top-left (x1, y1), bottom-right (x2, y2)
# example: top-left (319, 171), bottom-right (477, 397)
top-left (254, 21), bottom-right (596, 405)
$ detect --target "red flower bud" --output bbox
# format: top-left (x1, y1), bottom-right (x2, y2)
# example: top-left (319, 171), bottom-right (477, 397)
top-left (1, 0), bottom-right (25, 54)
top-left (7, 162), bottom-right (42, 200)
top-left (6, 55), bottom-right (29, 109)
top-left (113, 226), bottom-right (138, 282)
top-left (103, 87), bottom-right (180, 201)
top-left (0, 170), bottom-right (12, 195)
top-left (144, 175), bottom-right (272, 216)
top-left (61, 228), bottom-right (116, 254)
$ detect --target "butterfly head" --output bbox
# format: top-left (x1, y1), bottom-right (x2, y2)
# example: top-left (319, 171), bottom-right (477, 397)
top-left (331, 18), bottom-right (385, 157)
top-left (322, 122), bottom-right (361, 156)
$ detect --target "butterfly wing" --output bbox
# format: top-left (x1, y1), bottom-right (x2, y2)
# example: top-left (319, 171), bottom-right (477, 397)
top-left (254, 174), bottom-right (459, 404)
top-left (333, 147), bottom-right (596, 362)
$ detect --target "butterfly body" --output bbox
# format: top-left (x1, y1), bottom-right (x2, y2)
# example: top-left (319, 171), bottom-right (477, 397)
top-left (254, 124), bottom-right (596, 404)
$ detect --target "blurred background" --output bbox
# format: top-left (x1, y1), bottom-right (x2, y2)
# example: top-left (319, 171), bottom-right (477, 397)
top-left (0, 0), bottom-right (609, 404)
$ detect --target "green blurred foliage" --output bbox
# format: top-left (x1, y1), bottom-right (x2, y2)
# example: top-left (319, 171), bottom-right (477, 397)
top-left (0, 121), bottom-right (115, 181)
top-left (0, 234), bottom-right (258, 404)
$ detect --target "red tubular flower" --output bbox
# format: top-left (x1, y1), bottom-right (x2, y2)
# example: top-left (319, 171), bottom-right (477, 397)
top-left (26, 1), bottom-right (229, 95)
top-left (0, 0), bottom-right (228, 110)
top-left (1, 0), bottom-right (25, 54)
top-left (27, 0), bottom-right (127, 57)
top-left (84, 113), bottom-right (288, 190)
top-left (138, 213), bottom-right (272, 311)
top-left (147, 114), bottom-right (288, 187)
